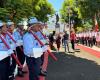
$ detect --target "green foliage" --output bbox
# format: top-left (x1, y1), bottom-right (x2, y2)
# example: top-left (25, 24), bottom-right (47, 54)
top-left (60, 0), bottom-right (82, 31)
top-left (0, 8), bottom-right (10, 21)
top-left (32, 0), bottom-right (55, 22)
top-left (60, 0), bottom-right (100, 32)
top-left (78, 0), bottom-right (100, 19)
top-left (0, 0), bottom-right (55, 23)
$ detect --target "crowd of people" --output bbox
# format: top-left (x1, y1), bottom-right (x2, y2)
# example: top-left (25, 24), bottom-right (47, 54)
top-left (0, 17), bottom-right (49, 80)
top-left (49, 30), bottom-right (76, 53)
top-left (76, 31), bottom-right (100, 47)
top-left (49, 30), bottom-right (100, 53)
top-left (0, 16), bottom-right (88, 80)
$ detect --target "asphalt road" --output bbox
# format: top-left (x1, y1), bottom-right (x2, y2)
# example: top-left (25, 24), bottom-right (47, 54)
top-left (16, 48), bottom-right (100, 80)
top-left (46, 51), bottom-right (100, 80)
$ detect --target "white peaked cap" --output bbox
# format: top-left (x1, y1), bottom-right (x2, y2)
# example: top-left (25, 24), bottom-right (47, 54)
top-left (28, 17), bottom-right (39, 24)
top-left (7, 20), bottom-right (14, 26)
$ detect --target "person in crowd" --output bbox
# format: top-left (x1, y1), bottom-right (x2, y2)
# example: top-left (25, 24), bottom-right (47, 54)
top-left (70, 30), bottom-right (76, 51)
top-left (49, 31), bottom-right (56, 50)
top-left (0, 21), bottom-right (13, 80)
top-left (96, 32), bottom-right (100, 47)
top-left (23, 17), bottom-right (48, 80)
top-left (14, 22), bottom-right (26, 77)
top-left (63, 31), bottom-right (69, 52)
top-left (7, 20), bottom-right (17, 80)
top-left (56, 33), bottom-right (61, 52)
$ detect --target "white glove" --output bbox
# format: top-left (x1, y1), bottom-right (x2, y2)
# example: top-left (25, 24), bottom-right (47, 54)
top-left (16, 42), bottom-right (21, 46)
top-left (16, 40), bottom-right (23, 46)
top-left (42, 46), bottom-right (48, 52)
top-left (18, 40), bottom-right (23, 45)
top-left (10, 44), bottom-right (16, 50)
top-left (7, 49), bottom-right (14, 55)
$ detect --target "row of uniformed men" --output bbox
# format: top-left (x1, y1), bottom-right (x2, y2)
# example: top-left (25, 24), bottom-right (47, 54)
top-left (0, 17), bottom-right (48, 80)
top-left (76, 31), bottom-right (98, 38)
top-left (76, 31), bottom-right (99, 46)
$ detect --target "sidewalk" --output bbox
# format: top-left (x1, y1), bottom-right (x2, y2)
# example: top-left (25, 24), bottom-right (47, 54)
top-left (91, 45), bottom-right (100, 52)
top-left (76, 44), bottom-right (100, 58)
top-left (52, 43), bottom-right (75, 52)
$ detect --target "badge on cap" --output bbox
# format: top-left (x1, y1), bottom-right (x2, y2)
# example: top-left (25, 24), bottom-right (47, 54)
top-left (7, 20), bottom-right (14, 26)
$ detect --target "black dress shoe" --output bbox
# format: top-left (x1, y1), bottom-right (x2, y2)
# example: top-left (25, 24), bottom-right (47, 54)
top-left (9, 75), bottom-right (15, 80)
top-left (40, 70), bottom-right (47, 76)
top-left (17, 71), bottom-right (24, 77)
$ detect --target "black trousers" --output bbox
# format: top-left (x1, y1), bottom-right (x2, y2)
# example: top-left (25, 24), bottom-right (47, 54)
top-left (88, 38), bottom-right (93, 47)
top-left (41, 53), bottom-right (44, 66)
top-left (26, 56), bottom-right (42, 80)
top-left (71, 40), bottom-right (75, 50)
top-left (82, 38), bottom-right (85, 45)
top-left (16, 46), bottom-right (25, 71)
top-left (0, 57), bottom-right (10, 80)
top-left (93, 37), bottom-right (96, 45)
top-left (9, 52), bottom-right (16, 76)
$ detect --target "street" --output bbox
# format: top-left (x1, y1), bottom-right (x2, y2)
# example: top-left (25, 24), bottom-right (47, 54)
top-left (16, 45), bottom-right (100, 80)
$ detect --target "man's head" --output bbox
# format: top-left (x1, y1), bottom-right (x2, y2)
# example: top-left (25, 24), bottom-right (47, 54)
top-left (7, 20), bottom-right (15, 32)
top-left (38, 23), bottom-right (44, 31)
top-left (64, 31), bottom-right (67, 34)
top-left (17, 21), bottom-right (24, 31)
top-left (0, 21), bottom-right (7, 34)
top-left (28, 17), bottom-right (42, 32)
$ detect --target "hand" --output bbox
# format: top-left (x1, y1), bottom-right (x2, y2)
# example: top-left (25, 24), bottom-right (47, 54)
top-left (16, 42), bottom-right (21, 46)
top-left (18, 40), bottom-right (23, 45)
top-left (16, 40), bottom-right (23, 46)
top-left (8, 49), bottom-right (14, 55)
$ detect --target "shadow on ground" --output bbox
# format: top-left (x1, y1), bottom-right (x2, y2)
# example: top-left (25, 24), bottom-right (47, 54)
top-left (46, 52), bottom-right (100, 80)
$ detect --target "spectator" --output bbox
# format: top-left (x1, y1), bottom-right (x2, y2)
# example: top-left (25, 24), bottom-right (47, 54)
top-left (96, 32), bottom-right (100, 47)
top-left (49, 31), bottom-right (56, 51)
top-left (56, 34), bottom-right (61, 52)
top-left (70, 30), bottom-right (76, 50)
top-left (63, 31), bottom-right (69, 52)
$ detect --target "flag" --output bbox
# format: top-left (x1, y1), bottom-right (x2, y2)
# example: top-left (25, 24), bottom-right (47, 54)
top-left (94, 15), bottom-right (99, 32)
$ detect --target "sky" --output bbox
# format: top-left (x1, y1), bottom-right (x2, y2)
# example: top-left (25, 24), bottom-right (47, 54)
top-left (48, 0), bottom-right (64, 12)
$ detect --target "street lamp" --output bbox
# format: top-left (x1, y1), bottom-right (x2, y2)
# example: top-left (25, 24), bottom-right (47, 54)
top-left (67, 6), bottom-right (71, 30)
top-left (67, 5), bottom-right (71, 36)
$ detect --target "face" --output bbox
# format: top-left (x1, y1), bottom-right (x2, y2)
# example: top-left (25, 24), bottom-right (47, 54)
top-left (8, 24), bottom-right (15, 32)
top-left (31, 24), bottom-right (40, 32)
top-left (39, 24), bottom-right (44, 31)
top-left (18, 25), bottom-right (24, 31)
top-left (1, 24), bottom-right (7, 34)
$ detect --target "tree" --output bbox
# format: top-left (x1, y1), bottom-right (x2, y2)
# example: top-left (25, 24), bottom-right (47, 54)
top-left (31, 0), bottom-right (55, 22)
top-left (60, 0), bottom-right (100, 32)
top-left (60, 0), bottom-right (82, 31)
top-left (0, 0), bottom-right (55, 23)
